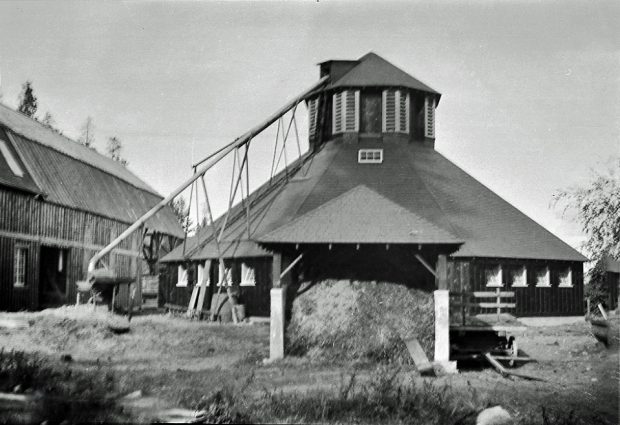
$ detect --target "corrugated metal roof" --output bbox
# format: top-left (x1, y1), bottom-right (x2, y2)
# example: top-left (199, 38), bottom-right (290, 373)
top-left (259, 185), bottom-right (462, 244)
top-left (0, 104), bottom-right (157, 194)
top-left (9, 132), bottom-right (183, 237)
top-left (327, 53), bottom-right (441, 95)
top-left (164, 139), bottom-right (586, 262)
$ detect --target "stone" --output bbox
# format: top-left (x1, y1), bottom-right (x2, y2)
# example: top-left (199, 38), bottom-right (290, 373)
top-left (476, 406), bottom-right (512, 425)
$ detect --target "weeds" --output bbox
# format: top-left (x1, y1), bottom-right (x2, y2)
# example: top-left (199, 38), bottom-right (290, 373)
top-left (193, 367), bottom-right (255, 424)
top-left (0, 349), bottom-right (126, 423)
top-left (250, 365), bottom-right (486, 424)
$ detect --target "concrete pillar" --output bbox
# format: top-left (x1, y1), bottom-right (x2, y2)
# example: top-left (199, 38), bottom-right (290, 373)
top-left (434, 289), bottom-right (457, 373)
top-left (434, 289), bottom-right (450, 362)
top-left (270, 287), bottom-right (285, 360)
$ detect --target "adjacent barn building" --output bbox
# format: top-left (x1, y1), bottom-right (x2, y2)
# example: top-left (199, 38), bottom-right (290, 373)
top-left (0, 104), bottom-right (183, 311)
top-left (160, 53), bottom-right (587, 328)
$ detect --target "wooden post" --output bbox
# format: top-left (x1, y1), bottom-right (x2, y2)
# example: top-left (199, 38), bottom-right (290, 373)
top-left (195, 260), bottom-right (211, 318)
top-left (496, 287), bottom-right (501, 321)
top-left (435, 254), bottom-right (447, 289)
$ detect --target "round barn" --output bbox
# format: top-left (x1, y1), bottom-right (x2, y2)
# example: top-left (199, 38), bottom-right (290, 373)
top-left (159, 52), bottom-right (587, 361)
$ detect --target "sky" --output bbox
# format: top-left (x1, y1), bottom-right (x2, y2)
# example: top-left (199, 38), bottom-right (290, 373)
top-left (0, 0), bottom-right (618, 254)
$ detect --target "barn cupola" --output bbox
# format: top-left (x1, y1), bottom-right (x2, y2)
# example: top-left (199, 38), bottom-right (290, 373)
top-left (307, 52), bottom-right (440, 149)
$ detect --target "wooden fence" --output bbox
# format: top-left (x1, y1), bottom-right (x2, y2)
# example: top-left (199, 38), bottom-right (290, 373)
top-left (451, 288), bottom-right (516, 325)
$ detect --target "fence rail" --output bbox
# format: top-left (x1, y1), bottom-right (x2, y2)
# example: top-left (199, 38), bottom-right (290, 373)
top-left (450, 288), bottom-right (516, 324)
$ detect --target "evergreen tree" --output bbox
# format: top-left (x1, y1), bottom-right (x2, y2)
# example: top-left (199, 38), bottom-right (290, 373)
top-left (17, 81), bottom-right (38, 117)
top-left (78, 116), bottom-right (95, 148)
top-left (106, 136), bottom-right (128, 166)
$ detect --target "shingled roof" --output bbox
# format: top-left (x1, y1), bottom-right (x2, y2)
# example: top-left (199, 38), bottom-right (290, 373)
top-left (162, 139), bottom-right (586, 262)
top-left (259, 185), bottom-right (461, 244)
top-left (0, 105), bottom-right (183, 238)
top-left (326, 52), bottom-right (440, 95)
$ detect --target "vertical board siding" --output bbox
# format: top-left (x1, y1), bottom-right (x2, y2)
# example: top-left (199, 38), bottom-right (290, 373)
top-left (452, 258), bottom-right (584, 317)
top-left (161, 257), bottom-right (273, 317)
top-left (1, 188), bottom-right (144, 311)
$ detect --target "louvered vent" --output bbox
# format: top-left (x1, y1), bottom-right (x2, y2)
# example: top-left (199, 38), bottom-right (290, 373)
top-left (344, 90), bottom-right (357, 132)
top-left (308, 97), bottom-right (319, 140)
top-left (332, 90), bottom-right (359, 134)
top-left (382, 89), bottom-right (409, 134)
top-left (399, 91), bottom-right (409, 133)
top-left (424, 96), bottom-right (436, 138)
top-left (382, 90), bottom-right (396, 132)
top-left (332, 92), bottom-right (343, 134)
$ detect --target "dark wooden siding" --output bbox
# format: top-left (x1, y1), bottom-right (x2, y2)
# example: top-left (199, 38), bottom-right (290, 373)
top-left (450, 258), bottom-right (584, 317)
top-left (1, 188), bottom-right (142, 311)
top-left (160, 257), bottom-right (273, 317)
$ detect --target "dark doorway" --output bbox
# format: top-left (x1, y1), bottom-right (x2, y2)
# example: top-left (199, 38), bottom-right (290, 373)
top-left (39, 246), bottom-right (68, 308)
top-left (361, 92), bottom-right (382, 134)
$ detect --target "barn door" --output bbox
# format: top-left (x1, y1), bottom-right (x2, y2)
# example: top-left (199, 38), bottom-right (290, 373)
top-left (39, 246), bottom-right (68, 309)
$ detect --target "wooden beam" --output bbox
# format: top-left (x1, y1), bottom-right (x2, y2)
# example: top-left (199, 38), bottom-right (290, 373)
top-left (88, 76), bottom-right (329, 273)
top-left (436, 254), bottom-right (448, 290)
top-left (272, 253), bottom-right (283, 288)
top-left (280, 253), bottom-right (303, 279)
top-left (195, 260), bottom-right (211, 317)
top-left (414, 254), bottom-right (436, 277)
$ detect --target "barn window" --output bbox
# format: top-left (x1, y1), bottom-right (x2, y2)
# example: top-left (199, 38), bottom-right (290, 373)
top-left (217, 267), bottom-right (233, 287)
top-left (358, 149), bottom-right (383, 164)
top-left (424, 96), bottom-right (436, 138)
top-left (14, 247), bottom-right (28, 287)
top-left (240, 262), bottom-right (256, 286)
top-left (382, 89), bottom-right (409, 133)
top-left (485, 265), bottom-right (503, 287)
top-left (332, 90), bottom-right (359, 134)
top-left (535, 267), bottom-right (551, 287)
top-left (510, 266), bottom-right (527, 287)
top-left (176, 264), bottom-right (188, 287)
top-left (307, 97), bottom-right (319, 140)
top-left (197, 262), bottom-right (209, 287)
top-left (558, 267), bottom-right (573, 288)
top-left (0, 140), bottom-right (24, 177)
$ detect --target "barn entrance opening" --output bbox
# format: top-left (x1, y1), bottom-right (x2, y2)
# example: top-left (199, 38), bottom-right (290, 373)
top-left (39, 246), bottom-right (68, 309)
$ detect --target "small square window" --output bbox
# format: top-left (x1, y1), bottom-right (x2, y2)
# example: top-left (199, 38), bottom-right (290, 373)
top-left (176, 265), bottom-right (188, 287)
top-left (510, 266), bottom-right (527, 287)
top-left (358, 149), bottom-right (383, 164)
top-left (558, 267), bottom-right (573, 288)
top-left (240, 262), bottom-right (256, 287)
top-left (196, 262), bottom-right (210, 287)
top-left (535, 267), bottom-right (551, 287)
top-left (485, 265), bottom-right (502, 287)
top-left (216, 267), bottom-right (233, 287)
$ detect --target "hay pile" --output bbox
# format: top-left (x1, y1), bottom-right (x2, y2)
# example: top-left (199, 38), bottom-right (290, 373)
top-left (286, 280), bottom-right (434, 363)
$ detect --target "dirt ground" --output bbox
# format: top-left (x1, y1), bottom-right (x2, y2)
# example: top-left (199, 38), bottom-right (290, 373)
top-left (0, 306), bottom-right (618, 423)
